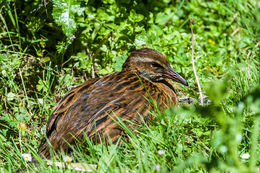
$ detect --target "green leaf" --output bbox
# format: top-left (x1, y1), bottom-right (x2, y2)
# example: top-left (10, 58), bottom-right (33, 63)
top-left (52, 0), bottom-right (85, 37)
top-left (129, 9), bottom-right (144, 22)
top-left (113, 55), bottom-right (127, 71)
top-left (155, 12), bottom-right (170, 26)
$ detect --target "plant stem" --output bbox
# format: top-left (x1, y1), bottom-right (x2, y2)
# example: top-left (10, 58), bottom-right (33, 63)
top-left (190, 19), bottom-right (203, 105)
top-left (249, 116), bottom-right (259, 169)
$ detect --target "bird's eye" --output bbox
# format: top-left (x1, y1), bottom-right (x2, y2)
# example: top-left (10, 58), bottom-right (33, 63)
top-left (151, 62), bottom-right (163, 68)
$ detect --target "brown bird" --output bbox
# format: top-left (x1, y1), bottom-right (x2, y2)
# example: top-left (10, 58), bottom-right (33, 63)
top-left (38, 48), bottom-right (188, 159)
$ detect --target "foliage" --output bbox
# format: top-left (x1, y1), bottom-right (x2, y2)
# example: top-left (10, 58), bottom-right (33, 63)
top-left (0, 0), bottom-right (259, 172)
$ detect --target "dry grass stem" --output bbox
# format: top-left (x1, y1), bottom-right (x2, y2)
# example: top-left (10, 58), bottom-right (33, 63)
top-left (231, 27), bottom-right (240, 37)
top-left (190, 19), bottom-right (203, 105)
top-left (46, 160), bottom-right (97, 172)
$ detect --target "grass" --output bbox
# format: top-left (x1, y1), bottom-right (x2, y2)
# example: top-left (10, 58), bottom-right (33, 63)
top-left (0, 0), bottom-right (259, 172)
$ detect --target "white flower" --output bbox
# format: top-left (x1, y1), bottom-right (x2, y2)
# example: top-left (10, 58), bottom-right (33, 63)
top-left (38, 98), bottom-right (43, 105)
top-left (18, 122), bottom-right (27, 131)
top-left (2, 70), bottom-right (7, 76)
top-left (22, 153), bottom-right (32, 162)
top-left (70, 35), bottom-right (76, 40)
top-left (241, 153), bottom-right (250, 159)
top-left (158, 150), bottom-right (165, 155)
top-left (63, 156), bottom-right (72, 163)
top-left (219, 145), bottom-right (227, 153)
top-left (236, 133), bottom-right (242, 142)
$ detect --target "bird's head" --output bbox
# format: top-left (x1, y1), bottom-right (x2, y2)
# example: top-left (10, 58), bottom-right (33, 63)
top-left (122, 48), bottom-right (189, 86)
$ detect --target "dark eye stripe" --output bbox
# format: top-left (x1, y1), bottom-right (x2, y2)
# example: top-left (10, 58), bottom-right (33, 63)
top-left (151, 62), bottom-right (164, 68)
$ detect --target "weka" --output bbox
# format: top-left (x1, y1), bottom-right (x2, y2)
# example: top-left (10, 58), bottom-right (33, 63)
top-left (38, 48), bottom-right (188, 158)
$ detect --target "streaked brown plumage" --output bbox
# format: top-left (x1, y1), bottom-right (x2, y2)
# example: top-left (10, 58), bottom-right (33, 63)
top-left (38, 48), bottom-right (188, 158)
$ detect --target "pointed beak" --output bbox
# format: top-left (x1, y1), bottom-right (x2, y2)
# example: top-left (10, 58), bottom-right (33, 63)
top-left (163, 67), bottom-right (189, 86)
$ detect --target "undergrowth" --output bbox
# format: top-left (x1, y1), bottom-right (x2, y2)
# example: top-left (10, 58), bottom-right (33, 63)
top-left (0, 0), bottom-right (259, 172)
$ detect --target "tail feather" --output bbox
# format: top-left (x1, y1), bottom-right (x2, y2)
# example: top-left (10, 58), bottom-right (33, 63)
top-left (37, 139), bottom-right (51, 159)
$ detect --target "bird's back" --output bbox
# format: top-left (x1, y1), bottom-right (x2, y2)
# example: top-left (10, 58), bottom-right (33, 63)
top-left (38, 71), bottom-right (177, 158)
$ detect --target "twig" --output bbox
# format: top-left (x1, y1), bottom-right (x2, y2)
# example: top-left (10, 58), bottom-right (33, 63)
top-left (19, 68), bottom-right (30, 108)
top-left (19, 128), bottom-right (22, 153)
top-left (91, 58), bottom-right (95, 78)
top-left (45, 160), bottom-right (135, 172)
top-left (194, 135), bottom-right (211, 152)
top-left (190, 19), bottom-right (203, 105)
top-left (46, 160), bottom-right (97, 172)
top-left (231, 27), bottom-right (240, 37)
top-left (85, 47), bottom-right (95, 78)
top-left (86, 32), bottom-right (112, 78)
top-left (230, 12), bottom-right (239, 24)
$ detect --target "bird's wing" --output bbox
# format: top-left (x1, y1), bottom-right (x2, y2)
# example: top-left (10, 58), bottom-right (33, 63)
top-left (49, 72), bottom-right (150, 142)
top-left (46, 77), bottom-right (100, 137)
top-left (38, 77), bottom-right (100, 158)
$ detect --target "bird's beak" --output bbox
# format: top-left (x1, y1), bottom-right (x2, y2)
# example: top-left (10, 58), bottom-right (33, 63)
top-left (163, 67), bottom-right (189, 86)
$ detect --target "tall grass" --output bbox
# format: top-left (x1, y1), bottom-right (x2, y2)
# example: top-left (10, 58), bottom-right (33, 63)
top-left (0, 0), bottom-right (259, 172)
